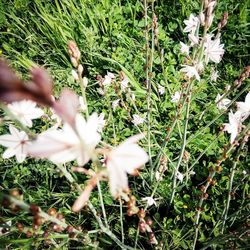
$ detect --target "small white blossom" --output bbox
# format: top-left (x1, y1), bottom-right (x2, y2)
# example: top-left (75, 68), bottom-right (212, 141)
top-left (155, 171), bottom-right (163, 181)
top-left (97, 113), bottom-right (106, 133)
top-left (176, 171), bottom-right (184, 183)
top-left (7, 100), bottom-right (44, 127)
top-left (236, 92), bottom-right (250, 121)
top-left (105, 134), bottom-right (148, 198)
top-left (102, 72), bottom-right (115, 87)
top-left (183, 14), bottom-right (199, 33)
top-left (142, 197), bottom-right (157, 207)
top-left (158, 84), bottom-right (165, 95)
top-left (223, 112), bottom-right (242, 144)
top-left (171, 91), bottom-right (181, 103)
top-left (97, 88), bottom-right (105, 96)
top-left (0, 125), bottom-right (30, 163)
top-left (180, 65), bottom-right (200, 81)
top-left (242, 170), bottom-right (247, 175)
top-left (132, 114), bottom-right (145, 126)
top-left (112, 99), bottom-right (120, 110)
top-left (180, 42), bottom-right (189, 55)
top-left (121, 76), bottom-right (129, 91)
top-left (215, 94), bottom-right (231, 110)
top-left (211, 70), bottom-right (219, 81)
top-left (204, 38), bottom-right (224, 64)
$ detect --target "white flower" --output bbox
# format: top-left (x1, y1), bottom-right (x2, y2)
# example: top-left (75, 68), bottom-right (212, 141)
top-left (79, 96), bottom-right (87, 112)
top-left (158, 84), bottom-right (165, 95)
top-left (211, 70), bottom-right (219, 81)
top-left (183, 14), bottom-right (199, 33)
top-left (215, 94), bottom-right (231, 110)
top-left (171, 91), bottom-right (181, 103)
top-left (105, 134), bottom-right (148, 198)
top-left (223, 112), bottom-right (242, 144)
top-left (180, 65), bottom-right (200, 81)
top-left (112, 99), bottom-right (120, 110)
top-left (121, 76), bottom-right (129, 91)
top-left (204, 38), bottom-right (224, 64)
top-left (155, 171), bottom-right (163, 181)
top-left (0, 125), bottom-right (30, 163)
top-left (7, 100), bottom-right (44, 127)
top-left (132, 114), bottom-right (145, 126)
top-left (102, 72), bottom-right (115, 87)
top-left (180, 42), bottom-right (189, 55)
top-left (97, 88), bottom-right (105, 96)
top-left (97, 113), bottom-right (106, 132)
top-left (236, 92), bottom-right (250, 121)
top-left (176, 171), bottom-right (184, 183)
top-left (188, 34), bottom-right (199, 46)
top-left (29, 113), bottom-right (101, 166)
top-left (142, 197), bottom-right (157, 207)
top-left (242, 170), bottom-right (247, 175)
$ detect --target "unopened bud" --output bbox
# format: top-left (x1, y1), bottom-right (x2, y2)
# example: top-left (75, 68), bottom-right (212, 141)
top-left (82, 77), bottom-right (88, 88)
top-left (78, 64), bottom-right (83, 75)
top-left (72, 70), bottom-right (79, 81)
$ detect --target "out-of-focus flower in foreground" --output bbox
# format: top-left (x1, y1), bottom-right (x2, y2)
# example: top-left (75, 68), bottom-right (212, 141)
top-left (29, 113), bottom-right (101, 166)
top-left (0, 125), bottom-right (30, 163)
top-left (0, 60), bottom-right (53, 106)
top-left (7, 100), bottom-right (44, 127)
top-left (105, 134), bottom-right (148, 198)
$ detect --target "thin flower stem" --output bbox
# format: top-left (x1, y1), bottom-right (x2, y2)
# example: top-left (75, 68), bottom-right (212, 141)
top-left (119, 198), bottom-right (124, 243)
top-left (192, 123), bottom-right (250, 249)
top-left (170, 81), bottom-right (193, 204)
top-left (97, 180), bottom-right (109, 228)
top-left (144, 0), bottom-right (153, 172)
top-left (221, 138), bottom-right (248, 233)
top-left (57, 164), bottom-right (134, 250)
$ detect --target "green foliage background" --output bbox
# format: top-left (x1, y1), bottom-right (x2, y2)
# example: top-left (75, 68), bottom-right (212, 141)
top-left (0, 0), bottom-right (249, 249)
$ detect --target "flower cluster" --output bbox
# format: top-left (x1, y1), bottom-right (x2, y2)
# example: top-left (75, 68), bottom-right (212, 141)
top-left (179, 1), bottom-right (225, 81)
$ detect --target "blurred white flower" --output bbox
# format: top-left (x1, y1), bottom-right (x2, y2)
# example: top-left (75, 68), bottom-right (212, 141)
top-left (132, 114), bottom-right (145, 126)
top-left (204, 38), bottom-right (224, 64)
top-left (158, 84), bottom-right (165, 95)
top-left (236, 92), bottom-right (250, 121)
top-left (215, 94), bottom-right (231, 110)
top-left (176, 171), bottom-right (184, 183)
top-left (171, 91), bottom-right (181, 103)
top-left (183, 14), bottom-right (199, 33)
top-left (7, 100), bottom-right (44, 127)
top-left (0, 125), bottom-right (30, 163)
top-left (180, 65), bottom-right (200, 81)
top-left (97, 88), bottom-right (105, 96)
top-left (112, 99), bottom-right (120, 110)
top-left (142, 197), bottom-right (157, 207)
top-left (29, 113), bottom-right (101, 166)
top-left (223, 112), bottom-right (241, 144)
top-left (105, 134), bottom-right (148, 198)
top-left (180, 42), bottom-right (189, 55)
top-left (79, 96), bottom-right (87, 112)
top-left (211, 70), bottom-right (219, 81)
